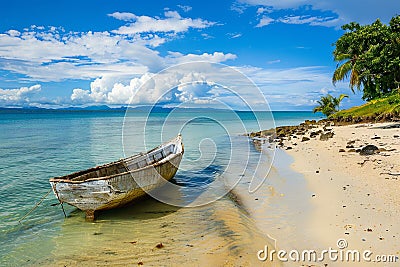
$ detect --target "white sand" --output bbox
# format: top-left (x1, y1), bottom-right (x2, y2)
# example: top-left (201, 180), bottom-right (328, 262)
top-left (283, 122), bottom-right (400, 265)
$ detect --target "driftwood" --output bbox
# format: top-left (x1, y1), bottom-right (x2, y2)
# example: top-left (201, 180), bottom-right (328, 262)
top-left (380, 172), bottom-right (400, 176)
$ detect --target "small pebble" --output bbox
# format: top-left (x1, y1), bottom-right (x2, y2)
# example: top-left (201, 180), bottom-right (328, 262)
top-left (155, 243), bottom-right (164, 249)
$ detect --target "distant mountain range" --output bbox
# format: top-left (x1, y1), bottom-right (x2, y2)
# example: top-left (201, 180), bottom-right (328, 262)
top-left (0, 105), bottom-right (230, 113)
top-left (0, 105), bottom-right (176, 112)
top-left (0, 105), bottom-right (313, 113)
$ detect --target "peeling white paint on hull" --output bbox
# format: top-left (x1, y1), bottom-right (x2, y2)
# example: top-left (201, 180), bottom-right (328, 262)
top-left (49, 135), bottom-right (184, 221)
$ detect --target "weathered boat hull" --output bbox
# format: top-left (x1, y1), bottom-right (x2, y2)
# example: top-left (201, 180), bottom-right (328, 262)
top-left (49, 135), bottom-right (183, 221)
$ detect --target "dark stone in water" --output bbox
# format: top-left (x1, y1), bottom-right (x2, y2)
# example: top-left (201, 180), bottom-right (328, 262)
top-left (359, 145), bottom-right (379, 155)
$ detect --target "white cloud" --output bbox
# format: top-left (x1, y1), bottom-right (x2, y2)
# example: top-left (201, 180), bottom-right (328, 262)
top-left (267, 59), bottom-right (281, 64)
top-left (240, 0), bottom-right (400, 25)
top-left (112, 11), bottom-right (215, 35)
top-left (228, 33), bottom-right (242, 39)
top-left (70, 60), bottom-right (238, 106)
top-left (6, 30), bottom-right (20, 37)
top-left (68, 62), bottom-right (347, 110)
top-left (0, 84), bottom-right (41, 106)
top-left (166, 52), bottom-right (237, 64)
top-left (0, 32), bottom-right (159, 82)
top-left (256, 16), bottom-right (274, 27)
top-left (177, 5), bottom-right (192, 12)
top-left (201, 33), bottom-right (214, 39)
top-left (256, 7), bottom-right (272, 14)
top-left (240, 0), bottom-right (308, 9)
top-left (278, 15), bottom-right (340, 27)
top-left (0, 11), bottom-right (226, 83)
top-left (231, 2), bottom-right (247, 14)
top-left (255, 14), bottom-right (340, 28)
top-left (108, 12), bottom-right (137, 21)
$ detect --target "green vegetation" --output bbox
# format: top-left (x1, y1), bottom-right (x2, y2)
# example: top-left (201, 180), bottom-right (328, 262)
top-left (331, 90), bottom-right (400, 118)
top-left (333, 15), bottom-right (400, 100)
top-left (314, 15), bottom-right (400, 120)
top-left (313, 94), bottom-right (348, 117)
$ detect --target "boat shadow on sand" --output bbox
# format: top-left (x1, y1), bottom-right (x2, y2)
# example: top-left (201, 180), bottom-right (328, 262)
top-left (65, 193), bottom-right (181, 222)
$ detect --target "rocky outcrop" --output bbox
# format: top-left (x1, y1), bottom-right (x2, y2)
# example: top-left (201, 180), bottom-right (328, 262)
top-left (327, 111), bottom-right (400, 126)
top-left (248, 119), bottom-right (335, 149)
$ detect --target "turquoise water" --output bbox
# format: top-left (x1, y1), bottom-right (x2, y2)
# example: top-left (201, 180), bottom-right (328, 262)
top-left (0, 109), bottom-right (322, 266)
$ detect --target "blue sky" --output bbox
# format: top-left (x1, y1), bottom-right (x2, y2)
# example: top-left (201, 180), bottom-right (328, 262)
top-left (0, 0), bottom-right (399, 110)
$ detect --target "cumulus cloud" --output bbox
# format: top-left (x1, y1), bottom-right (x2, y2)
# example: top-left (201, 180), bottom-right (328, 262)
top-left (71, 66), bottom-right (216, 105)
top-left (68, 62), bottom-right (350, 110)
top-left (112, 11), bottom-right (215, 35)
top-left (0, 84), bottom-right (41, 106)
top-left (0, 11), bottom-right (225, 83)
top-left (0, 27), bottom-right (163, 81)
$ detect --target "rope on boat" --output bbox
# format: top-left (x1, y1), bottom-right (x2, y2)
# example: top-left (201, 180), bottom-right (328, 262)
top-left (52, 183), bottom-right (67, 218)
top-left (18, 188), bottom-right (52, 224)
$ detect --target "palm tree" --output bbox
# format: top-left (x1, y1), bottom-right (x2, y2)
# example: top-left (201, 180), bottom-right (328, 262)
top-left (313, 94), bottom-right (349, 117)
top-left (333, 93), bottom-right (349, 110)
top-left (332, 53), bottom-right (362, 93)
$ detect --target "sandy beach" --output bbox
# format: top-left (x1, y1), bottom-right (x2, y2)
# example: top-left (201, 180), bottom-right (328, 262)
top-left (274, 122), bottom-right (400, 265)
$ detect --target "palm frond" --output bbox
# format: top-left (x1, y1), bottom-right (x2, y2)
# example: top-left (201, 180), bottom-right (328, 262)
top-left (332, 60), bottom-right (352, 85)
top-left (333, 53), bottom-right (352, 62)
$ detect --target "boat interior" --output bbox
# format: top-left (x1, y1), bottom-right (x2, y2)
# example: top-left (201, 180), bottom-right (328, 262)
top-left (51, 141), bottom-right (180, 182)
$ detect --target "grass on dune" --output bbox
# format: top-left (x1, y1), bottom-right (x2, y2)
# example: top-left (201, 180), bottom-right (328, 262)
top-left (331, 90), bottom-right (400, 119)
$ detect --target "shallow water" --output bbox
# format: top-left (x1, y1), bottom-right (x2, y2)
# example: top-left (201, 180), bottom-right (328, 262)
top-left (0, 109), bottom-right (321, 266)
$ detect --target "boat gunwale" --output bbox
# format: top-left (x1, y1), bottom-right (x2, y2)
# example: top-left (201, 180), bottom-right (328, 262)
top-left (49, 135), bottom-right (183, 184)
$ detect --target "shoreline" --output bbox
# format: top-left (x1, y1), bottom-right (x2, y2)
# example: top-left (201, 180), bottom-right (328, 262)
top-left (249, 121), bottom-right (400, 265)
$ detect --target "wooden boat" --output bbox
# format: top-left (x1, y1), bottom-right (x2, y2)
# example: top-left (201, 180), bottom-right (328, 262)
top-left (49, 135), bottom-right (184, 221)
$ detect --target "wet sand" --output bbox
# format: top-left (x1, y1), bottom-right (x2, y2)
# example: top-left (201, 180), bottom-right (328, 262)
top-left (36, 196), bottom-right (277, 267)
